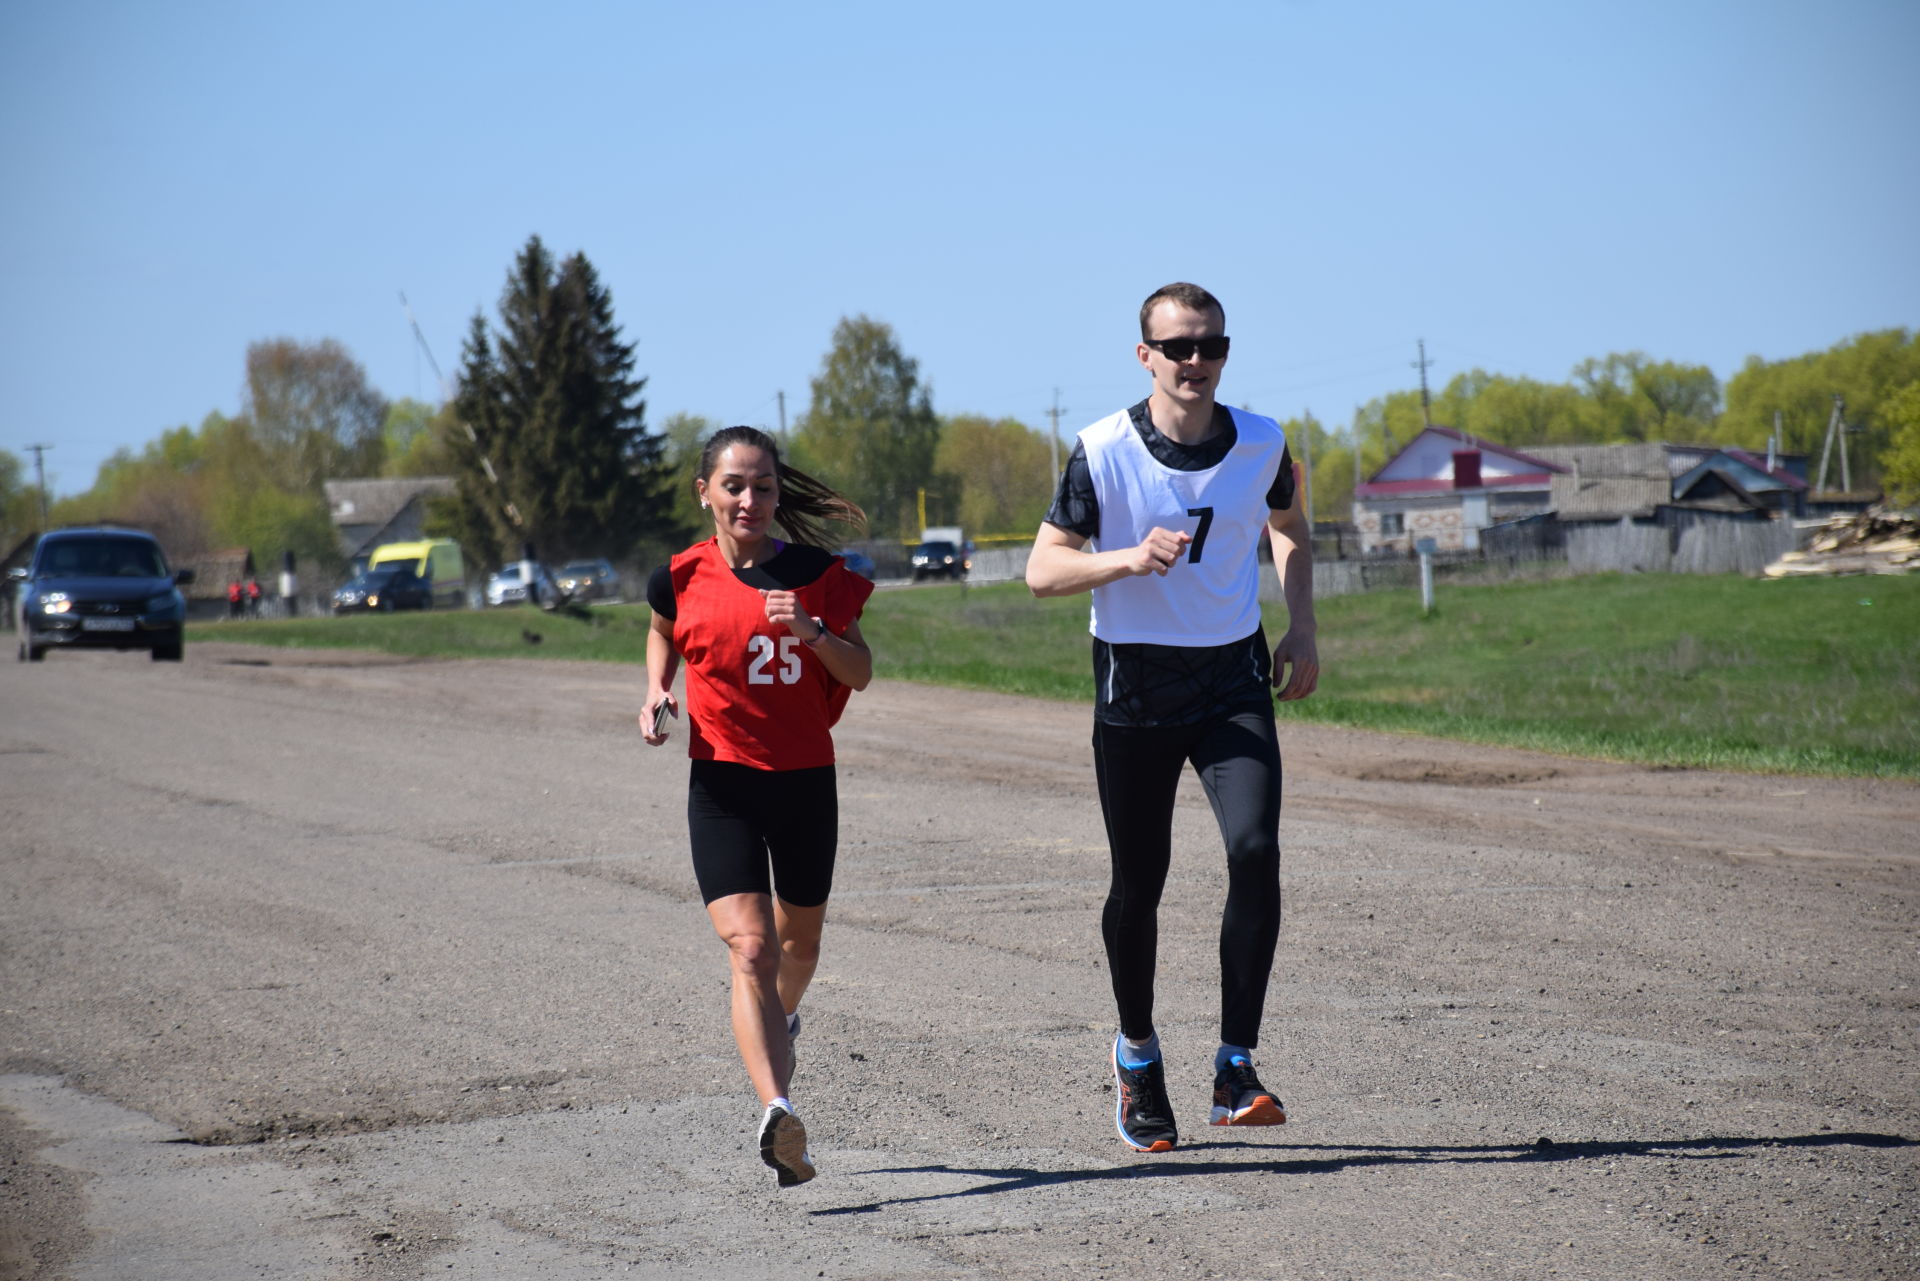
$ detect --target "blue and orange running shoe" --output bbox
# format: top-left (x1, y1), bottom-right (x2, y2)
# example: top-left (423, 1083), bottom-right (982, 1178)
top-left (1112, 1037), bottom-right (1178, 1152)
top-left (1210, 1053), bottom-right (1287, 1127)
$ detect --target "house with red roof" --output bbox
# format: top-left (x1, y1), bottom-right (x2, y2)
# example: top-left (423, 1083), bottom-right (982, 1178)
top-left (1352, 426), bottom-right (1566, 554)
top-left (1354, 429), bottom-right (1820, 556)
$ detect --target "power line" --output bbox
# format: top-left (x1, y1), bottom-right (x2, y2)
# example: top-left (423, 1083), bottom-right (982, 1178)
top-left (401, 291), bottom-right (520, 527)
top-left (1235, 363), bottom-right (1411, 402)
top-left (398, 292), bottom-right (449, 399)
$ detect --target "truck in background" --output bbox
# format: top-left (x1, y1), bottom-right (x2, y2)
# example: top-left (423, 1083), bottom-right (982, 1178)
top-left (920, 526), bottom-right (966, 548)
top-left (367, 539), bottom-right (467, 608)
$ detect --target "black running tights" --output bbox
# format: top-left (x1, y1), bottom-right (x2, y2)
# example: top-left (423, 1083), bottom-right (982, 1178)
top-left (1092, 709), bottom-right (1282, 1049)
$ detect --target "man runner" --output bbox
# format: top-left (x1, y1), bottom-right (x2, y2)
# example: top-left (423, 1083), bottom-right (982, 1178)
top-left (1026, 282), bottom-right (1319, 1152)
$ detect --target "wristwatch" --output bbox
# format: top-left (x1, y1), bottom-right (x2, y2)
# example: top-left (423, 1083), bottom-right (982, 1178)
top-left (803, 617), bottom-right (827, 647)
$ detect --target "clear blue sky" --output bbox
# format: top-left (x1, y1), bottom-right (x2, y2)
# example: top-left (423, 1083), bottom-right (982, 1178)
top-left (5, 0), bottom-right (1916, 498)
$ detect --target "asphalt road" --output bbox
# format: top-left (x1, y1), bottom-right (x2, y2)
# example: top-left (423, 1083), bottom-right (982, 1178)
top-left (2, 641), bottom-right (1916, 1280)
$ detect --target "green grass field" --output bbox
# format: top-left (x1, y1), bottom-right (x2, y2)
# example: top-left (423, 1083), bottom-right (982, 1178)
top-left (197, 573), bottom-right (1920, 779)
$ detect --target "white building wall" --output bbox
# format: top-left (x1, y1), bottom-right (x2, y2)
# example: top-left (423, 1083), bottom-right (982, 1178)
top-left (1354, 496), bottom-right (1470, 555)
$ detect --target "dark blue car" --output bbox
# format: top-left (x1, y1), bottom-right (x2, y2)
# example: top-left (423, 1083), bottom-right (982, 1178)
top-left (332, 566), bottom-right (435, 614)
top-left (11, 527), bottom-right (193, 662)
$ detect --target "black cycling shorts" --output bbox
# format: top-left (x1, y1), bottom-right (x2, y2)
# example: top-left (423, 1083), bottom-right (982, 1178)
top-left (686, 759), bottom-right (838, 907)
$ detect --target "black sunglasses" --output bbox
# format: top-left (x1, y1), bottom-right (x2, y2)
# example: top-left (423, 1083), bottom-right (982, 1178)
top-left (1144, 334), bottom-right (1231, 362)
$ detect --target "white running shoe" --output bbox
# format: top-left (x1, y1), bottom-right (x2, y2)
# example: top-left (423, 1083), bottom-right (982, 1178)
top-left (758, 1103), bottom-right (816, 1187)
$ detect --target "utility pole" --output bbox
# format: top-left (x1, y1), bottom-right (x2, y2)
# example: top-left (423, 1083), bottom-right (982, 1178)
top-left (24, 443), bottom-right (52, 529)
top-left (1299, 412), bottom-right (1314, 527)
top-left (1412, 339), bottom-right (1434, 429)
top-left (1045, 389), bottom-right (1067, 484)
top-left (1769, 410), bottom-right (1781, 473)
top-left (777, 390), bottom-right (786, 436)
top-left (1353, 414), bottom-right (1362, 493)
top-left (1815, 395), bottom-right (1843, 493)
top-left (1839, 400), bottom-right (1853, 494)
top-left (1351, 411), bottom-right (1364, 558)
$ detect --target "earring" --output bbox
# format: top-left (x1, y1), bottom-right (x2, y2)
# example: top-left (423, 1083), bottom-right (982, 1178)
top-left (700, 500), bottom-right (710, 509)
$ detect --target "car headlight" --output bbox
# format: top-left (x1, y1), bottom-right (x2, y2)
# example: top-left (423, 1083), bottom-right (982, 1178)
top-left (145, 592), bottom-right (175, 612)
top-left (41, 592), bottom-right (71, 614)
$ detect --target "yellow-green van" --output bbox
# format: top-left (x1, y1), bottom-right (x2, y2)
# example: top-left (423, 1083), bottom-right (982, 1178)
top-left (368, 540), bottom-right (467, 608)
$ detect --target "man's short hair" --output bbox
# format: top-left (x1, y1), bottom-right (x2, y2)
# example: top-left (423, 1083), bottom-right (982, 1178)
top-left (1139, 282), bottom-right (1225, 339)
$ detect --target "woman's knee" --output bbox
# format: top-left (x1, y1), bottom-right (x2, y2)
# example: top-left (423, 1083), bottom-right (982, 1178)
top-left (723, 930), bottom-right (781, 978)
top-left (780, 931), bottom-right (821, 966)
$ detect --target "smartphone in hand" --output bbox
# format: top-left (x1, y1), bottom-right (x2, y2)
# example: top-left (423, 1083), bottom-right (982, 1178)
top-left (648, 696), bottom-right (678, 739)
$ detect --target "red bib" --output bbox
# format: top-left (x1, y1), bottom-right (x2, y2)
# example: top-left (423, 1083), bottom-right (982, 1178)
top-left (670, 539), bottom-right (874, 770)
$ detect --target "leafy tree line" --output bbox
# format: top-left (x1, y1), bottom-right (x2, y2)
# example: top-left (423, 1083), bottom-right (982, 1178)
top-left (20, 253), bottom-right (1912, 580)
top-left (30, 340), bottom-right (416, 579)
top-left (780, 323), bottom-right (1917, 540)
top-left (23, 236), bottom-right (682, 583)
top-left (0, 451), bottom-right (41, 558)
top-left (1279, 329), bottom-right (1919, 523)
top-left (656, 317), bottom-right (1059, 545)
top-left (784, 316), bottom-right (1056, 541)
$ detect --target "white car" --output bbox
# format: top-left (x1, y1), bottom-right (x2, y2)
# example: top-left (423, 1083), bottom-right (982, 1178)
top-left (485, 563), bottom-right (561, 607)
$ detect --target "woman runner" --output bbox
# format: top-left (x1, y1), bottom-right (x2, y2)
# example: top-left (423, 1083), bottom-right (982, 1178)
top-left (641, 425), bottom-right (873, 1187)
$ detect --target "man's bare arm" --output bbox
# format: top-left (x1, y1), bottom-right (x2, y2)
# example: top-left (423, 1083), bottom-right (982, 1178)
top-left (1026, 521), bottom-right (1192, 598)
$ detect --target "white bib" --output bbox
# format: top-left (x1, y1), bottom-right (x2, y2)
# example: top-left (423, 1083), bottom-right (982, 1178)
top-left (1083, 406), bottom-right (1288, 646)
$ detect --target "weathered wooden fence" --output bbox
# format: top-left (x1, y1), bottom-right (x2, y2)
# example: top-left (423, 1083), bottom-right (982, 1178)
top-left (1567, 518), bottom-right (1799, 576)
top-left (929, 518), bottom-right (1802, 599)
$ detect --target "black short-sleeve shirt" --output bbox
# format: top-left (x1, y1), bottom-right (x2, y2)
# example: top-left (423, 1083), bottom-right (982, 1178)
top-left (647, 543), bottom-right (837, 619)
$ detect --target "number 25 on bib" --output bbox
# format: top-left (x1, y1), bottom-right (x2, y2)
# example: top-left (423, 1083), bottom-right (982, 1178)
top-left (746, 634), bottom-right (803, 685)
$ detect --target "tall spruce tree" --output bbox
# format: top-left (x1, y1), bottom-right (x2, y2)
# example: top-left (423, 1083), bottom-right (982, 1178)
top-left (449, 236), bottom-right (669, 569)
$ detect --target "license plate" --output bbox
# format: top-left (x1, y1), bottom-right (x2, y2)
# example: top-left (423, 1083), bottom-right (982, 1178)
top-left (82, 617), bottom-right (136, 632)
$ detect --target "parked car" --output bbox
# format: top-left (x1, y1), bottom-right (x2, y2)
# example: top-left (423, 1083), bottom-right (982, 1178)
top-left (485, 563), bottom-right (561, 607)
top-left (11, 526), bottom-right (193, 662)
top-left (839, 550), bottom-right (877, 580)
top-left (557, 558), bottom-right (621, 601)
top-left (332, 566), bottom-right (434, 614)
top-left (910, 539), bottom-right (969, 581)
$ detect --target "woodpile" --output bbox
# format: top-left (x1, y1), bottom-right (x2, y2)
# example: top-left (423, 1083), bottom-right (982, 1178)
top-left (1764, 507), bottom-right (1920, 577)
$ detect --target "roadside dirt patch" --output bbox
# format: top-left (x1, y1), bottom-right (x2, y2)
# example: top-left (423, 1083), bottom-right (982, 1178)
top-left (213, 649), bottom-right (433, 669)
top-left (0, 1105), bottom-right (88, 1281)
top-left (1352, 759), bottom-right (1564, 787)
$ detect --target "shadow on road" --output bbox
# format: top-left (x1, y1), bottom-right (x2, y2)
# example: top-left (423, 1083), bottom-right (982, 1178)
top-left (812, 1131), bottom-right (1915, 1217)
